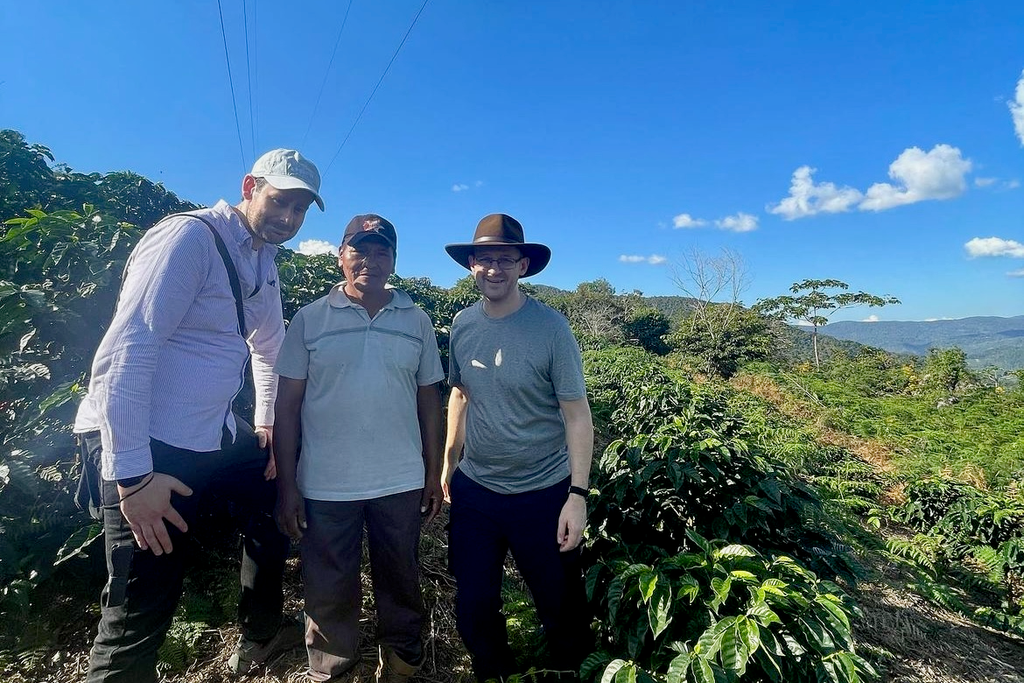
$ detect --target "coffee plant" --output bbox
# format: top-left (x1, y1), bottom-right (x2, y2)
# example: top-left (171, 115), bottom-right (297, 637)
top-left (583, 531), bottom-right (876, 683)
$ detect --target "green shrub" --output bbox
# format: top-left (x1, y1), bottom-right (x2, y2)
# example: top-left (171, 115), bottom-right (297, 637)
top-left (584, 531), bottom-right (876, 683)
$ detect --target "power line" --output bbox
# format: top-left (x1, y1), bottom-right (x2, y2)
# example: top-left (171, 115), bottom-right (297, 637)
top-left (242, 0), bottom-right (257, 160)
top-left (301, 0), bottom-right (355, 148)
top-left (324, 0), bottom-right (431, 175)
top-left (253, 0), bottom-right (259, 152)
top-left (217, 0), bottom-right (247, 172)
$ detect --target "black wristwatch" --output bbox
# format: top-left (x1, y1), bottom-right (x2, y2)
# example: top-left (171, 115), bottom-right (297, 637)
top-left (117, 473), bottom-right (150, 488)
top-left (568, 485), bottom-right (588, 498)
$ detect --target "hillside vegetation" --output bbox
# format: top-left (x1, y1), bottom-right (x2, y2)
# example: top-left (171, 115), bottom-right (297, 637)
top-left (3, 131), bottom-right (1024, 683)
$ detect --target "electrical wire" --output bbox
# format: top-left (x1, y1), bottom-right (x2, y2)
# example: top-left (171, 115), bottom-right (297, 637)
top-left (324, 0), bottom-right (431, 175)
top-left (301, 0), bottom-right (355, 148)
top-left (242, 0), bottom-right (257, 160)
top-left (217, 0), bottom-right (248, 172)
top-left (252, 0), bottom-right (259, 152)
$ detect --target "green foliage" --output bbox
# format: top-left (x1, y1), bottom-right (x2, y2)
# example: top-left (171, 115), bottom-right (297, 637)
top-left (277, 250), bottom-right (340, 321)
top-left (622, 307), bottom-right (671, 356)
top-left (921, 347), bottom-right (972, 395)
top-left (0, 132), bottom-right (195, 638)
top-left (582, 348), bottom-right (874, 680)
top-left (766, 367), bottom-right (1024, 488)
top-left (669, 304), bottom-right (779, 378)
top-left (0, 206), bottom-right (144, 634)
top-left (584, 346), bottom-right (862, 583)
top-left (584, 533), bottom-right (876, 683)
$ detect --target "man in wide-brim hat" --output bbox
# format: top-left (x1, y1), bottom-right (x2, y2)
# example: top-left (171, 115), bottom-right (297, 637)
top-left (441, 213), bottom-right (595, 680)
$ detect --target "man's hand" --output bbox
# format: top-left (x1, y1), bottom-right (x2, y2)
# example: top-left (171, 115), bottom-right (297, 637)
top-left (119, 473), bottom-right (193, 555)
top-left (556, 495), bottom-right (587, 552)
top-left (421, 477), bottom-right (443, 524)
top-left (275, 480), bottom-right (306, 541)
top-left (256, 425), bottom-right (276, 480)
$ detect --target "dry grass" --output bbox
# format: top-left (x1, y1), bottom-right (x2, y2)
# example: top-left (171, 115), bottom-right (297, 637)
top-left (2, 511), bottom-right (473, 683)
top-left (856, 558), bottom-right (1024, 683)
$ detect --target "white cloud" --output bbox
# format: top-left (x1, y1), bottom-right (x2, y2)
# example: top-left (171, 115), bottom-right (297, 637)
top-left (923, 317), bottom-right (955, 321)
top-left (452, 183), bottom-right (469, 192)
top-left (767, 166), bottom-right (863, 220)
top-left (974, 177), bottom-right (1020, 190)
top-left (619, 254), bottom-right (668, 265)
top-left (297, 239), bottom-right (337, 256)
top-left (860, 144), bottom-right (972, 211)
top-left (673, 213), bottom-right (707, 228)
top-left (1008, 269), bottom-right (1024, 278)
top-left (715, 212), bottom-right (759, 232)
top-left (475, 180), bottom-right (484, 187)
top-left (862, 314), bottom-right (880, 323)
top-left (964, 237), bottom-right (1024, 258)
top-left (1010, 69), bottom-right (1024, 146)
top-left (769, 145), bottom-right (973, 220)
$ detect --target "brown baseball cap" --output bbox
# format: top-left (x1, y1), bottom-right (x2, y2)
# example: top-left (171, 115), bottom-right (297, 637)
top-left (342, 214), bottom-right (397, 251)
top-left (444, 213), bottom-right (551, 277)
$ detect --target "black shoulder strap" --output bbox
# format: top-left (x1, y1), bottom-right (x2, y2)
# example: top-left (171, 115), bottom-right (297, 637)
top-left (177, 213), bottom-right (248, 339)
top-left (117, 212), bottom-right (249, 339)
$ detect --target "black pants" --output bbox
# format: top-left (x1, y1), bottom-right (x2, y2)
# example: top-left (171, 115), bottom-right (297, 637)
top-left (83, 431), bottom-right (290, 683)
top-left (448, 470), bottom-right (590, 682)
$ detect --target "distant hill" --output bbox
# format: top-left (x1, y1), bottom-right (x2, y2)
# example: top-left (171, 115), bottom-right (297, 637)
top-left (817, 316), bottom-right (1024, 369)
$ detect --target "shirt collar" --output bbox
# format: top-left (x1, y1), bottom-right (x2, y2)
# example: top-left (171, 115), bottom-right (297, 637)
top-left (213, 200), bottom-right (279, 256)
top-left (327, 283), bottom-right (414, 310)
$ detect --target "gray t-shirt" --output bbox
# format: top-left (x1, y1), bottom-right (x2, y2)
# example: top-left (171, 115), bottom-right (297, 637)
top-left (449, 296), bottom-right (587, 494)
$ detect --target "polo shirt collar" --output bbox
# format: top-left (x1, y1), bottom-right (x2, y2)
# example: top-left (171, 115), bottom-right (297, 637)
top-left (327, 283), bottom-right (414, 310)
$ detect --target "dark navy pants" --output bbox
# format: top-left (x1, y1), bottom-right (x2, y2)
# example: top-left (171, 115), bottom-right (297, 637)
top-left (448, 469), bottom-right (590, 681)
top-left (83, 429), bottom-right (290, 683)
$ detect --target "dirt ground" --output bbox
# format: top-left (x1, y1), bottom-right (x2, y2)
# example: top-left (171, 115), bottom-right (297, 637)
top-left (9, 541), bottom-right (1024, 683)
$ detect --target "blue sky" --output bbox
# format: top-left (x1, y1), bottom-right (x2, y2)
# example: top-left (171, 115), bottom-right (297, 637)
top-left (3, 1), bottom-right (1024, 321)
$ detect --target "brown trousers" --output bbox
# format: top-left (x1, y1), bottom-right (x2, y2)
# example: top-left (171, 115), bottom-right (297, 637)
top-left (301, 490), bottom-right (425, 681)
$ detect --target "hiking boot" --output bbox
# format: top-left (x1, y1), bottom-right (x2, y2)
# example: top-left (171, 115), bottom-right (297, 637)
top-left (374, 646), bottom-right (420, 683)
top-left (227, 612), bottom-right (305, 674)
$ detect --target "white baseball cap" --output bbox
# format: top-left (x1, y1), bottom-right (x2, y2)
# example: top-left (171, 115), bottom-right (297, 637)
top-left (250, 149), bottom-right (325, 211)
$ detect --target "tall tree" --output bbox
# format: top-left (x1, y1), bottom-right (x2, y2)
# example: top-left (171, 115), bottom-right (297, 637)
top-left (756, 279), bottom-right (900, 369)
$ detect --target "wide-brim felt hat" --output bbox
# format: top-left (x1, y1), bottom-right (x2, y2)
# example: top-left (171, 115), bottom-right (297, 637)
top-left (445, 213), bottom-right (551, 278)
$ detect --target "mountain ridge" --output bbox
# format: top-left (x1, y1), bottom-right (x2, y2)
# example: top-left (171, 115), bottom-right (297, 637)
top-left (818, 315), bottom-right (1024, 369)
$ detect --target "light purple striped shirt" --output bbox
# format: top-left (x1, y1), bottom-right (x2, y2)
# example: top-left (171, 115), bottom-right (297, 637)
top-left (74, 201), bottom-right (284, 480)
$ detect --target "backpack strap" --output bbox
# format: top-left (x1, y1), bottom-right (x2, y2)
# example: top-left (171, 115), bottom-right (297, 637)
top-left (176, 213), bottom-right (248, 339)
top-left (116, 211), bottom-right (250, 339)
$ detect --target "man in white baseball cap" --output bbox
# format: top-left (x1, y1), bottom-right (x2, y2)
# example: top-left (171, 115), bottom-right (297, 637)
top-left (250, 148), bottom-right (325, 211)
top-left (76, 149), bottom-right (324, 681)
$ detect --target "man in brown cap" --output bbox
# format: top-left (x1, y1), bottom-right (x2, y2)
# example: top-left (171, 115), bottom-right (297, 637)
top-left (274, 214), bottom-right (444, 683)
top-left (442, 214), bottom-right (595, 681)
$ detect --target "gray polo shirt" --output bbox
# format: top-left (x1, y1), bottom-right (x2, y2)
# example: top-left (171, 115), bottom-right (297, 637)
top-left (275, 284), bottom-right (444, 501)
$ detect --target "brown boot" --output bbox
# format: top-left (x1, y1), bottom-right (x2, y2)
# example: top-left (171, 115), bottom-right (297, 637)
top-left (375, 646), bottom-right (420, 683)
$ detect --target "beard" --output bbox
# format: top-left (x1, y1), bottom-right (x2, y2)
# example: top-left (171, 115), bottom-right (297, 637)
top-left (246, 207), bottom-right (294, 246)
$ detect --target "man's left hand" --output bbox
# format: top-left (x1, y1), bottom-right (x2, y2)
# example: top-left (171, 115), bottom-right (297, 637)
top-left (557, 495), bottom-right (587, 552)
top-left (420, 478), bottom-right (443, 525)
top-left (256, 425), bottom-right (276, 480)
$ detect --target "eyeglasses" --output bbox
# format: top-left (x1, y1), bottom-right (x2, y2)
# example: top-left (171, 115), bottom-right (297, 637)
top-left (473, 256), bottom-right (522, 271)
